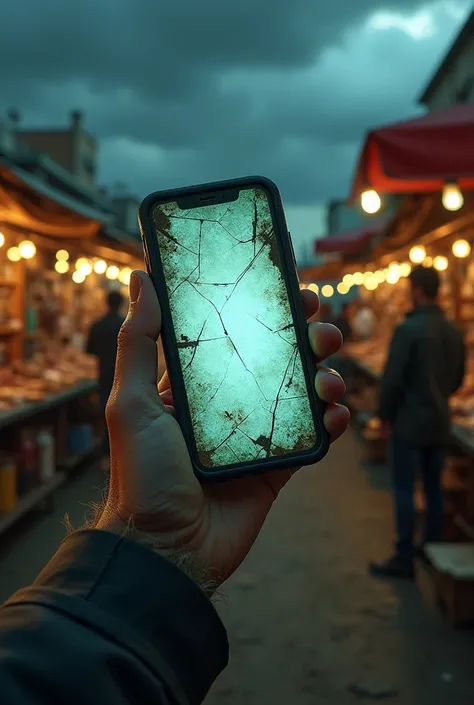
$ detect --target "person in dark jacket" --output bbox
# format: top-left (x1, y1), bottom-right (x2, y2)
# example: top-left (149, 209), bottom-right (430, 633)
top-left (0, 271), bottom-right (349, 705)
top-left (86, 290), bottom-right (125, 462)
top-left (370, 265), bottom-right (465, 579)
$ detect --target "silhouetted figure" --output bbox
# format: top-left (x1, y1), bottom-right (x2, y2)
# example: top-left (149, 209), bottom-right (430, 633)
top-left (370, 266), bottom-right (465, 579)
top-left (87, 291), bottom-right (125, 463)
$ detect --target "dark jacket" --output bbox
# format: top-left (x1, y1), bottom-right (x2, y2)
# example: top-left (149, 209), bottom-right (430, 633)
top-left (379, 304), bottom-right (465, 446)
top-left (0, 530), bottom-right (228, 704)
top-left (87, 313), bottom-right (125, 393)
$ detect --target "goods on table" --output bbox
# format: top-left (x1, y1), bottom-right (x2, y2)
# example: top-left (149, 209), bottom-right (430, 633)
top-left (0, 343), bottom-right (96, 411)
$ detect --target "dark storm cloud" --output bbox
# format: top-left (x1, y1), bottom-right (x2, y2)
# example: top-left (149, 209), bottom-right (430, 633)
top-left (0, 0), bottom-right (470, 206)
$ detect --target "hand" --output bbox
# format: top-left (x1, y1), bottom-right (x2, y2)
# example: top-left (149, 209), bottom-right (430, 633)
top-left (98, 271), bottom-right (350, 586)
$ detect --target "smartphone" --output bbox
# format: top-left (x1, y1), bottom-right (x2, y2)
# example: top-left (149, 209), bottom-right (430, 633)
top-left (139, 176), bottom-right (329, 482)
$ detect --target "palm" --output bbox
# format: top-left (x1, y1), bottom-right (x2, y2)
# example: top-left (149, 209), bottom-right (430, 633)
top-left (113, 391), bottom-right (289, 581)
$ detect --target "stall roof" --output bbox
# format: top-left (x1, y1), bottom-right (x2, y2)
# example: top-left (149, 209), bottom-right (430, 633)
top-left (315, 219), bottom-right (386, 255)
top-left (349, 102), bottom-right (474, 202)
top-left (5, 161), bottom-right (114, 224)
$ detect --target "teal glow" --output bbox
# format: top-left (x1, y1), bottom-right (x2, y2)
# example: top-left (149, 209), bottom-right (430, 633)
top-left (153, 187), bottom-right (317, 469)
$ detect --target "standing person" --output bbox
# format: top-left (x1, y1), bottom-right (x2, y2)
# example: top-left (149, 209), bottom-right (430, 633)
top-left (370, 265), bottom-right (465, 579)
top-left (333, 302), bottom-right (353, 344)
top-left (86, 291), bottom-right (125, 466)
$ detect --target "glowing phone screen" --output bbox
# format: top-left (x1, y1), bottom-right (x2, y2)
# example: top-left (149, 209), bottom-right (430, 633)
top-left (153, 187), bottom-right (317, 469)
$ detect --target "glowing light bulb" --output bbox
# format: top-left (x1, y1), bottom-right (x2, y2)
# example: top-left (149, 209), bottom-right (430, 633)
top-left (19, 240), bottom-right (36, 259)
top-left (360, 189), bottom-right (381, 214)
top-left (321, 284), bottom-right (334, 298)
top-left (55, 260), bottom-right (70, 274)
top-left (409, 245), bottom-right (426, 264)
top-left (364, 276), bottom-right (378, 291)
top-left (7, 246), bottom-right (21, 262)
top-left (0, 232), bottom-right (5, 247)
top-left (56, 249), bottom-right (69, 261)
top-left (76, 257), bottom-right (90, 270)
top-left (308, 283), bottom-right (319, 294)
top-left (119, 267), bottom-right (132, 285)
top-left (72, 270), bottom-right (86, 284)
top-left (423, 256), bottom-right (433, 268)
top-left (337, 282), bottom-right (349, 295)
top-left (94, 259), bottom-right (107, 274)
top-left (433, 255), bottom-right (448, 272)
top-left (386, 269), bottom-right (400, 284)
top-left (362, 271), bottom-right (374, 283)
top-left (106, 265), bottom-right (120, 280)
top-left (452, 239), bottom-right (471, 258)
top-left (343, 274), bottom-right (353, 287)
top-left (400, 263), bottom-right (412, 277)
top-left (80, 262), bottom-right (93, 276)
top-left (388, 263), bottom-right (401, 278)
top-left (442, 183), bottom-right (464, 212)
top-left (375, 270), bottom-right (386, 283)
top-left (353, 272), bottom-right (364, 286)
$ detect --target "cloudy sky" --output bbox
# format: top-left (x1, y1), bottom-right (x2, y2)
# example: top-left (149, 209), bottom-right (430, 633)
top-left (0, 0), bottom-right (471, 257)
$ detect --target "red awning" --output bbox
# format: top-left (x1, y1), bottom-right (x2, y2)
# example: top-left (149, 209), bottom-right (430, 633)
top-left (349, 102), bottom-right (474, 202)
top-left (315, 220), bottom-right (385, 255)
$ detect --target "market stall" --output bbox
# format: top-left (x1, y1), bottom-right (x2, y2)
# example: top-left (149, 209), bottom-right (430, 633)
top-left (0, 162), bottom-right (142, 533)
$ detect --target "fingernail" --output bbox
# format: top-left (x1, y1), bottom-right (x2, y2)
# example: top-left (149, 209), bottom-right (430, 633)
top-left (129, 272), bottom-right (142, 304)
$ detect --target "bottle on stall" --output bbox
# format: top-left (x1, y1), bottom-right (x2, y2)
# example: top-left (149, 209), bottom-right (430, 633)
top-left (18, 430), bottom-right (38, 495)
top-left (37, 429), bottom-right (55, 482)
top-left (0, 457), bottom-right (17, 513)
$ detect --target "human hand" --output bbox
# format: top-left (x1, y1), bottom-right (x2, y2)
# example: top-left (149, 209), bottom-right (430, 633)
top-left (98, 271), bottom-right (349, 587)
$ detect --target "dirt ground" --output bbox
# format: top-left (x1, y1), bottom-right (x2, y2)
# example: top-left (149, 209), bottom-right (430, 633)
top-left (1, 429), bottom-right (473, 704)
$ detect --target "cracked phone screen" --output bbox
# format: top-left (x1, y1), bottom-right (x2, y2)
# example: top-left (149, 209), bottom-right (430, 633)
top-left (153, 187), bottom-right (317, 470)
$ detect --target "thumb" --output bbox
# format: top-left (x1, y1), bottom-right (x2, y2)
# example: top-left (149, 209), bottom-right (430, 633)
top-left (113, 271), bottom-right (162, 393)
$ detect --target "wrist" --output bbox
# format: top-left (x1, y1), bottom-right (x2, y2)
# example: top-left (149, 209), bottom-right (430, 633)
top-left (95, 511), bottom-right (219, 597)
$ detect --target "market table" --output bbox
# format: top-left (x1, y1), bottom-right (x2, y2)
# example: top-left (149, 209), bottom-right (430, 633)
top-left (0, 380), bottom-right (100, 538)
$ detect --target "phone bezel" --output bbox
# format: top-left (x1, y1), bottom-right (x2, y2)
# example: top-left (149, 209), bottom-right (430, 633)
top-left (139, 176), bottom-right (330, 482)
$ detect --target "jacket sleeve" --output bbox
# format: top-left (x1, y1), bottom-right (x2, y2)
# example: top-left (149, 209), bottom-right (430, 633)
top-left (0, 530), bottom-right (228, 705)
top-left (379, 324), bottom-right (411, 423)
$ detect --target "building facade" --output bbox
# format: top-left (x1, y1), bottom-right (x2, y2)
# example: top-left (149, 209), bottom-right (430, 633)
top-left (419, 10), bottom-right (474, 110)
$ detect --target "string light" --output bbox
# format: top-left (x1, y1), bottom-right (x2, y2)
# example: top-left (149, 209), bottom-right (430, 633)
top-left (364, 276), bottom-right (378, 291)
top-left (7, 246), bottom-right (21, 262)
top-left (308, 283), bottom-right (319, 294)
top-left (375, 270), bottom-right (386, 283)
top-left (342, 274), bottom-right (353, 287)
top-left (0, 232), bottom-right (4, 248)
top-left (452, 239), bottom-right (471, 258)
top-left (423, 256), bottom-right (433, 268)
top-left (321, 284), bottom-right (334, 298)
top-left (56, 249), bottom-right (69, 261)
top-left (94, 259), bottom-right (107, 274)
top-left (337, 282), bottom-right (349, 295)
top-left (409, 246), bottom-right (426, 264)
top-left (119, 267), bottom-right (132, 285)
top-left (75, 257), bottom-right (89, 270)
top-left (19, 240), bottom-right (36, 259)
top-left (400, 263), bottom-right (412, 277)
top-left (433, 256), bottom-right (448, 272)
top-left (106, 265), bottom-right (120, 280)
top-left (360, 189), bottom-right (381, 214)
top-left (353, 272), bottom-right (364, 286)
top-left (442, 183), bottom-right (464, 212)
top-left (55, 260), bottom-right (70, 274)
top-left (72, 270), bottom-right (86, 284)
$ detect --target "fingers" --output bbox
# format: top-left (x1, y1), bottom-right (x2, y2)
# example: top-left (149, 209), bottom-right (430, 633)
top-left (315, 366), bottom-right (346, 402)
top-left (301, 289), bottom-right (319, 321)
top-left (324, 403), bottom-right (350, 442)
top-left (308, 321), bottom-right (343, 361)
top-left (113, 271), bottom-right (162, 393)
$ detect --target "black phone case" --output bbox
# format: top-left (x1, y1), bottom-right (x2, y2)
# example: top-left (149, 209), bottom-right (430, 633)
top-left (138, 175), bottom-right (330, 482)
